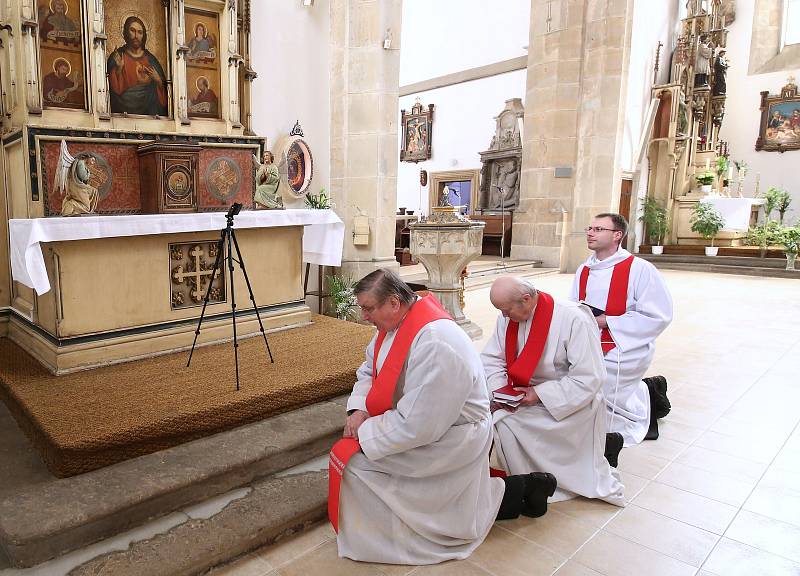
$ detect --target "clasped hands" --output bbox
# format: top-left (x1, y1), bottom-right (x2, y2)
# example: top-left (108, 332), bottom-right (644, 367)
top-left (343, 409), bottom-right (369, 439)
top-left (490, 385), bottom-right (540, 414)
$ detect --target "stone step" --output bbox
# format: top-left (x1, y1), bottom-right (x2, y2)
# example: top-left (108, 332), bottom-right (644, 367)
top-left (0, 398), bottom-right (346, 571)
top-left (641, 254), bottom-right (791, 268)
top-left (640, 255), bottom-right (800, 279)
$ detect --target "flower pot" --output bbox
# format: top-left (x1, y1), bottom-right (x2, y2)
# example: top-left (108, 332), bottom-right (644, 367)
top-left (700, 185), bottom-right (712, 194)
top-left (787, 252), bottom-right (797, 271)
top-left (705, 246), bottom-right (719, 256)
top-left (651, 245), bottom-right (664, 255)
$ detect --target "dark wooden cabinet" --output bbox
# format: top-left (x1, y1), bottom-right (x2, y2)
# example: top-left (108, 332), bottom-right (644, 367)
top-left (137, 143), bottom-right (201, 214)
top-left (471, 213), bottom-right (512, 257)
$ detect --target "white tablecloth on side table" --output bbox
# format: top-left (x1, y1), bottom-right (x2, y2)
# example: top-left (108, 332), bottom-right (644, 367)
top-left (9, 209), bottom-right (344, 295)
top-left (698, 197), bottom-right (765, 232)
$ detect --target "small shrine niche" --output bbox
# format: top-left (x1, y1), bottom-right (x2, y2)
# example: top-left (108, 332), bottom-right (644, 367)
top-left (478, 99), bottom-right (523, 213)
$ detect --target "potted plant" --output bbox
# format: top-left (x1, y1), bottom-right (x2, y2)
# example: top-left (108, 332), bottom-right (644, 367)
top-left (714, 156), bottom-right (729, 194)
top-left (776, 189), bottom-right (792, 224)
top-left (690, 201), bottom-right (725, 256)
top-left (305, 188), bottom-right (332, 209)
top-left (326, 274), bottom-right (358, 321)
top-left (779, 225), bottom-right (800, 271)
top-left (639, 197), bottom-right (669, 255)
top-left (695, 172), bottom-right (715, 194)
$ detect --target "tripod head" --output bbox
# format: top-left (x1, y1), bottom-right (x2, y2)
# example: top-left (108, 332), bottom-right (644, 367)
top-left (226, 202), bottom-right (242, 227)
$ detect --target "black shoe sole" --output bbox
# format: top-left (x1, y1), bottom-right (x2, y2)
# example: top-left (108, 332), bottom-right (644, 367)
top-left (521, 472), bottom-right (557, 518)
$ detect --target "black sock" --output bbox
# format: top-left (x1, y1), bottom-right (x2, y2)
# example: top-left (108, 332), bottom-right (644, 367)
top-left (496, 475), bottom-right (525, 520)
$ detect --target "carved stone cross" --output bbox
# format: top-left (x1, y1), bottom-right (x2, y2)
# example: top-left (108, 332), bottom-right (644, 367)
top-left (172, 244), bottom-right (217, 302)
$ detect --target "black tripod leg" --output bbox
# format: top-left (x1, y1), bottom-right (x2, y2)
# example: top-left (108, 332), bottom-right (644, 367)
top-left (230, 229), bottom-right (274, 363)
top-left (227, 230), bottom-right (241, 391)
top-left (187, 231), bottom-right (226, 367)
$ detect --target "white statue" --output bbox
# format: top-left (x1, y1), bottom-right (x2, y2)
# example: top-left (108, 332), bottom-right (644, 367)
top-left (54, 140), bottom-right (98, 216)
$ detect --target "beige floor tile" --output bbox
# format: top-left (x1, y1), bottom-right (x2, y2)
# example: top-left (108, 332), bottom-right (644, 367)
top-left (759, 464), bottom-right (800, 496)
top-left (573, 531), bottom-right (696, 576)
top-left (655, 461), bottom-right (756, 507)
top-left (692, 430), bottom-right (781, 464)
top-left (274, 541), bottom-right (384, 576)
top-left (469, 524), bottom-right (563, 576)
top-left (772, 448), bottom-right (800, 474)
top-left (499, 508), bottom-right (599, 557)
top-left (625, 437), bottom-right (687, 461)
top-left (632, 481), bottom-right (738, 534)
top-left (675, 445), bottom-right (767, 483)
top-left (375, 563), bottom-right (419, 576)
top-left (708, 416), bottom-right (794, 443)
top-left (701, 537), bottom-right (800, 576)
top-left (552, 560), bottom-right (604, 575)
top-left (411, 559), bottom-right (491, 575)
top-left (726, 510), bottom-right (800, 565)
top-left (258, 522), bottom-right (334, 569)
top-left (617, 449), bottom-right (671, 480)
top-left (618, 470), bottom-right (649, 500)
top-left (743, 485), bottom-right (800, 529)
top-left (210, 552), bottom-right (275, 576)
top-left (549, 497), bottom-right (623, 528)
top-left (605, 504), bottom-right (719, 567)
top-left (656, 420), bottom-right (706, 444)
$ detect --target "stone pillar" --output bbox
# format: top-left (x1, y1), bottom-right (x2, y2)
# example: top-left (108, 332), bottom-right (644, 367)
top-left (91, 0), bottom-right (111, 120)
top-left (226, 0), bottom-right (242, 128)
top-left (20, 0), bottom-right (41, 114)
top-left (174, 0), bottom-right (190, 125)
top-left (330, 0), bottom-right (402, 281)
top-left (513, 0), bottom-right (634, 272)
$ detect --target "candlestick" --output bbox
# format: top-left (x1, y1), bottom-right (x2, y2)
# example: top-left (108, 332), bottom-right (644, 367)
top-left (705, 158), bottom-right (710, 171)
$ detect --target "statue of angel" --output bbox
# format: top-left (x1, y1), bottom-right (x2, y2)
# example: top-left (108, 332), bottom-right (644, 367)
top-left (54, 140), bottom-right (98, 216)
top-left (252, 150), bottom-right (284, 209)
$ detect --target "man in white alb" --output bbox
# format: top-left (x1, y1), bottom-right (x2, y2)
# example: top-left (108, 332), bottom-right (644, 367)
top-left (328, 270), bottom-right (556, 565)
top-left (571, 213), bottom-right (673, 445)
top-left (482, 276), bottom-right (625, 506)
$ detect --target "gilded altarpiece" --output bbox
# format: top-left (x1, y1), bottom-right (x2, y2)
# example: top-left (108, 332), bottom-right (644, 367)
top-left (185, 8), bottom-right (221, 119)
top-left (37, 0), bottom-right (88, 110)
top-left (104, 0), bottom-right (171, 117)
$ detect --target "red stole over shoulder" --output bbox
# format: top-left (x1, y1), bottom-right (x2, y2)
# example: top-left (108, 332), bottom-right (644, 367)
top-left (504, 291), bottom-right (555, 388)
top-left (327, 294), bottom-right (451, 533)
top-left (578, 255), bottom-right (634, 354)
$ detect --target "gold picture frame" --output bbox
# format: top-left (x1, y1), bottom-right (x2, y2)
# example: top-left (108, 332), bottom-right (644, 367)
top-left (429, 169), bottom-right (480, 214)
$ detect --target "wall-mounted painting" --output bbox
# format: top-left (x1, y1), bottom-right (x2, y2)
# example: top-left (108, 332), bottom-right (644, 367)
top-left (185, 8), bottom-right (221, 119)
top-left (104, 0), bottom-right (170, 117)
top-left (38, 0), bottom-right (87, 110)
top-left (756, 80), bottom-right (800, 152)
top-left (428, 169), bottom-right (480, 215)
top-left (400, 101), bottom-right (434, 163)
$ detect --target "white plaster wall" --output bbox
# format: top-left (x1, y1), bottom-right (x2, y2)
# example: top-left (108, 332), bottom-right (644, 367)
top-left (399, 0), bottom-right (530, 86)
top-left (621, 0), bottom-right (680, 172)
top-left (397, 70), bottom-right (527, 213)
top-left (250, 1), bottom-right (330, 197)
top-left (719, 1), bottom-right (800, 224)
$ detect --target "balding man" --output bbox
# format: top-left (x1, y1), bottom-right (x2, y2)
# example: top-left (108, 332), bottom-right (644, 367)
top-left (329, 270), bottom-right (557, 565)
top-left (481, 276), bottom-right (625, 506)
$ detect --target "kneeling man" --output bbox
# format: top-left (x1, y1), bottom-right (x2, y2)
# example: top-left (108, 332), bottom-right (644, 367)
top-left (329, 270), bottom-right (556, 565)
top-left (482, 276), bottom-right (625, 506)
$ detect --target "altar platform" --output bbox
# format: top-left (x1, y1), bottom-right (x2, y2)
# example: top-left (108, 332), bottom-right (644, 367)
top-left (7, 210), bottom-right (344, 373)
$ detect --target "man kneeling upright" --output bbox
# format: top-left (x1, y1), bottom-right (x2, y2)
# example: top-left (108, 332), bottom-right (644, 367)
top-left (329, 270), bottom-right (556, 565)
top-left (482, 276), bottom-right (625, 506)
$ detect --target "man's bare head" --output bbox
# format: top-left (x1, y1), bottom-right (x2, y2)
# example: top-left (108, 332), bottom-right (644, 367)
top-left (489, 276), bottom-right (538, 322)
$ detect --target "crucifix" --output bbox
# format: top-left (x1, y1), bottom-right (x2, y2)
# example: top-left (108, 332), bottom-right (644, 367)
top-left (172, 244), bottom-right (221, 302)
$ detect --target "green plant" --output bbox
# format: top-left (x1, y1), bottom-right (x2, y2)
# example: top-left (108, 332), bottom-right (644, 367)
top-left (715, 156), bottom-right (729, 179)
top-left (776, 189), bottom-right (792, 224)
top-left (763, 187), bottom-right (788, 222)
top-left (745, 221), bottom-right (782, 247)
top-left (326, 274), bottom-right (357, 321)
top-left (639, 197), bottom-right (669, 245)
top-left (305, 188), bottom-right (331, 209)
top-left (690, 202), bottom-right (725, 246)
top-left (779, 225), bottom-right (800, 255)
top-left (695, 172), bottom-right (715, 186)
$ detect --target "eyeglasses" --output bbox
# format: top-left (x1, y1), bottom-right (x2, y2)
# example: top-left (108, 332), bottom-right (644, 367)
top-left (357, 298), bottom-right (386, 314)
top-left (585, 226), bottom-right (622, 233)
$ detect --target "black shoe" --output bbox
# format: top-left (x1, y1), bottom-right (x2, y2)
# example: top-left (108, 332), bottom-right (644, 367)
top-left (521, 472), bottom-right (557, 518)
top-left (645, 417), bottom-right (659, 440)
top-left (644, 375), bottom-right (671, 420)
top-left (604, 432), bottom-right (624, 468)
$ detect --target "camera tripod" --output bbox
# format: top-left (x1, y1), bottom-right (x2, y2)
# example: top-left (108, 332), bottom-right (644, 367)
top-left (187, 203), bottom-right (274, 390)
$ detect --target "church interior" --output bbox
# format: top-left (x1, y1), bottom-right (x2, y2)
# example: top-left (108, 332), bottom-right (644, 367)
top-left (0, 0), bottom-right (799, 574)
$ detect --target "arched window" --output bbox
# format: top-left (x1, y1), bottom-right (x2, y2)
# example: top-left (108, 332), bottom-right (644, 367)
top-left (782, 0), bottom-right (800, 48)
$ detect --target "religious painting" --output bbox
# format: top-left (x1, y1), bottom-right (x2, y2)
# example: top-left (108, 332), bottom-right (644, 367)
top-left (285, 139), bottom-right (313, 197)
top-left (428, 170), bottom-right (480, 215)
top-left (185, 8), bottom-right (221, 119)
top-left (756, 80), bottom-right (800, 152)
top-left (400, 101), bottom-right (434, 163)
top-left (37, 0), bottom-right (87, 110)
top-left (104, 0), bottom-right (170, 117)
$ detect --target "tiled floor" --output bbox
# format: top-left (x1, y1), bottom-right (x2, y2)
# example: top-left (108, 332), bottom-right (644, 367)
top-left (211, 270), bottom-right (800, 576)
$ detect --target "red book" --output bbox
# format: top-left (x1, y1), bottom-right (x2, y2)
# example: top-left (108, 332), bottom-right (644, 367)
top-left (493, 383), bottom-right (526, 402)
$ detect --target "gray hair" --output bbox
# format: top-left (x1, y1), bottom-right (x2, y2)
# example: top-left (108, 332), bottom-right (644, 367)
top-left (353, 269), bottom-right (416, 306)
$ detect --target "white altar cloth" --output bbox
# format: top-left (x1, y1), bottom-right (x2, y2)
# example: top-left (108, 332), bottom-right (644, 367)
top-left (699, 197), bottom-right (765, 232)
top-left (10, 209), bottom-right (344, 295)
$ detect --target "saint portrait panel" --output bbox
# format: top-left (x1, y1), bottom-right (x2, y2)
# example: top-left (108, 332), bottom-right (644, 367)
top-left (37, 0), bottom-right (87, 110)
top-left (185, 9), bottom-right (222, 120)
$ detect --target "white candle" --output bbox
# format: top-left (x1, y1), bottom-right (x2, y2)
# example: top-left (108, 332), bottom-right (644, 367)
top-left (705, 158), bottom-right (710, 170)
top-left (728, 167), bottom-right (733, 180)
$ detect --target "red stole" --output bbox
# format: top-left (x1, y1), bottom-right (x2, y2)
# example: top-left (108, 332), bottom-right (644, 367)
top-left (504, 291), bottom-right (555, 388)
top-left (578, 255), bottom-right (634, 354)
top-left (327, 294), bottom-right (451, 533)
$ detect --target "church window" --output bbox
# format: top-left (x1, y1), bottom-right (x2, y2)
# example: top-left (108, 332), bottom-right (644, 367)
top-left (783, 0), bottom-right (800, 48)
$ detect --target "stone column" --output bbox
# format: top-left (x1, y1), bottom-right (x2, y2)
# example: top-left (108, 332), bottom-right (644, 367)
top-left (226, 0), bottom-right (242, 128)
top-left (330, 0), bottom-right (402, 281)
top-left (174, 0), bottom-right (190, 125)
top-left (91, 0), bottom-right (111, 120)
top-left (513, 0), bottom-right (634, 272)
top-left (20, 0), bottom-right (41, 114)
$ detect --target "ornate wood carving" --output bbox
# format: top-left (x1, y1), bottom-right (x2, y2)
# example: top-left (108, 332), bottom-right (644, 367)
top-left (169, 241), bottom-right (225, 308)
